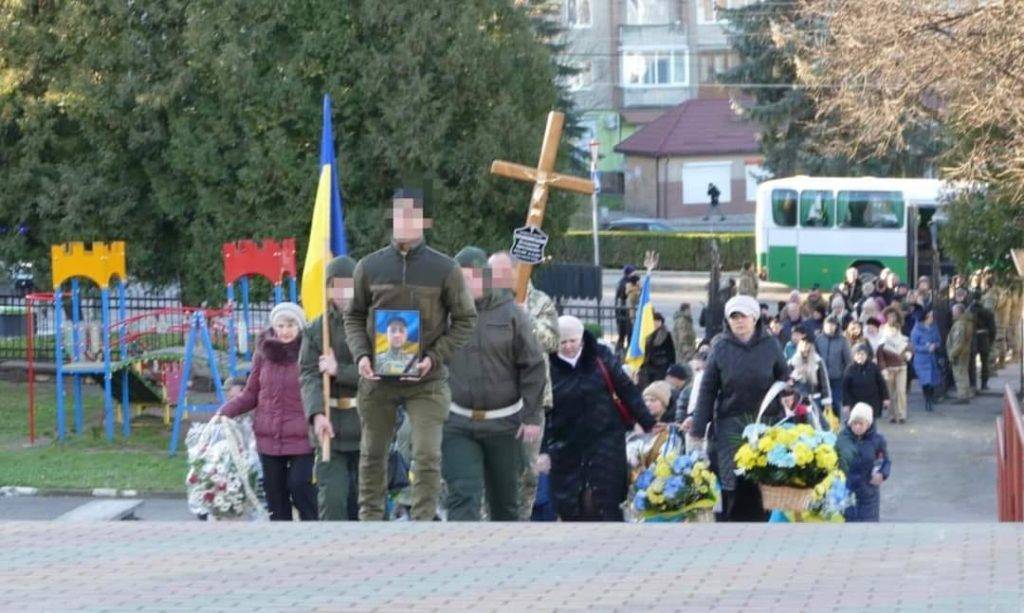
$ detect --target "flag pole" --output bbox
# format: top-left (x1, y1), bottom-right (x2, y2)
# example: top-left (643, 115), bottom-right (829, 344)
top-left (321, 237), bottom-right (332, 462)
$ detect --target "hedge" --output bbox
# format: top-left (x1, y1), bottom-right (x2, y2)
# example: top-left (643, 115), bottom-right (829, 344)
top-left (550, 231), bottom-right (755, 271)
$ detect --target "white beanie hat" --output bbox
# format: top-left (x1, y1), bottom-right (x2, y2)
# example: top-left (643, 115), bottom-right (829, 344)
top-left (848, 402), bottom-right (874, 426)
top-left (269, 301), bottom-right (307, 329)
top-left (558, 315), bottom-right (584, 341)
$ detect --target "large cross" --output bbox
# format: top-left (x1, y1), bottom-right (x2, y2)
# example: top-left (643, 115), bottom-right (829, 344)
top-left (490, 111), bottom-right (595, 303)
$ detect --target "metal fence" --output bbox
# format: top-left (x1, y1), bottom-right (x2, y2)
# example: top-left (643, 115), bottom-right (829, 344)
top-left (0, 292), bottom-right (274, 362)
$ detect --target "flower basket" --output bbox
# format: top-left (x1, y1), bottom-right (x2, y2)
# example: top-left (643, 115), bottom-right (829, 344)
top-left (758, 484), bottom-right (815, 512)
top-left (626, 426), bottom-right (720, 523)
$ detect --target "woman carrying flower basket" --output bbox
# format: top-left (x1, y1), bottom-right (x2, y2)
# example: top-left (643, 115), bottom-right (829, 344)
top-left (219, 302), bottom-right (318, 521)
top-left (684, 295), bottom-right (789, 522)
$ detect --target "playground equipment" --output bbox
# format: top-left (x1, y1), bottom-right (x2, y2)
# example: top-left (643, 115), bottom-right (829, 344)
top-left (168, 309), bottom-right (227, 456)
top-left (222, 239), bottom-right (297, 379)
top-left (51, 241), bottom-right (128, 441)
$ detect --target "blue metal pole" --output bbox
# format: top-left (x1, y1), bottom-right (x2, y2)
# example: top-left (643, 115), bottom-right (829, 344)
top-left (226, 283), bottom-right (238, 379)
top-left (71, 279), bottom-right (83, 435)
top-left (119, 281), bottom-right (129, 438)
top-left (100, 288), bottom-right (114, 441)
top-left (54, 289), bottom-right (65, 440)
top-left (273, 283), bottom-right (283, 305)
top-left (240, 276), bottom-right (252, 362)
top-left (169, 311), bottom-right (200, 456)
top-left (201, 314), bottom-right (226, 405)
top-left (288, 276), bottom-right (297, 303)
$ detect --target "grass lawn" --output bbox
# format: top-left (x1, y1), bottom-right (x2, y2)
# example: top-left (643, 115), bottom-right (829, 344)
top-left (0, 378), bottom-right (191, 493)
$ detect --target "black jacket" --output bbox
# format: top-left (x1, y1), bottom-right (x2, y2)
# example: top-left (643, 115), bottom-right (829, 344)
top-left (544, 331), bottom-right (655, 520)
top-left (841, 361), bottom-right (889, 416)
top-left (692, 326), bottom-right (789, 490)
top-left (640, 328), bottom-right (675, 386)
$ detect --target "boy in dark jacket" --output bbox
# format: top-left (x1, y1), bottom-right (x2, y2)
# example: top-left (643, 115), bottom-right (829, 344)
top-left (842, 343), bottom-right (890, 419)
top-left (837, 403), bottom-right (891, 522)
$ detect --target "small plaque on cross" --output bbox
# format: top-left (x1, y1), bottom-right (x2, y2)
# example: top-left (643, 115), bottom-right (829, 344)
top-left (510, 225), bottom-right (549, 265)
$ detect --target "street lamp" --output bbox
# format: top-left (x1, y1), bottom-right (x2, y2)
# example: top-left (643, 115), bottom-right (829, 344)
top-left (589, 138), bottom-right (601, 268)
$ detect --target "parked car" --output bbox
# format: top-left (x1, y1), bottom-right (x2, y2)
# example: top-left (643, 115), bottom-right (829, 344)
top-left (602, 218), bottom-right (674, 232)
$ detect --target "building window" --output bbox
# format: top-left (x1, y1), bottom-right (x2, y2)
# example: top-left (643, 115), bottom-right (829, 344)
top-left (622, 49), bottom-right (689, 87)
top-left (683, 161), bottom-right (732, 205)
top-left (697, 0), bottom-right (759, 24)
top-left (626, 0), bottom-right (674, 25)
top-left (837, 191), bottom-right (905, 229)
top-left (565, 0), bottom-right (592, 28)
top-left (698, 50), bottom-right (740, 84)
top-left (565, 61), bottom-right (594, 91)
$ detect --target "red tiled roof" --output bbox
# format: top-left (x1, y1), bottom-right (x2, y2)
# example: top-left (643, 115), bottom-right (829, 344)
top-left (614, 98), bottom-right (760, 158)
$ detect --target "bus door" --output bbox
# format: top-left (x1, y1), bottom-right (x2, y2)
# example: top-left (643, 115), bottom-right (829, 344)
top-left (767, 188), bottom-right (799, 288)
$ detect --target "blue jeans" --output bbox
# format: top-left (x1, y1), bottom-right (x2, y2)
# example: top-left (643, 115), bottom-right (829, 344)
top-left (830, 378), bottom-right (843, 409)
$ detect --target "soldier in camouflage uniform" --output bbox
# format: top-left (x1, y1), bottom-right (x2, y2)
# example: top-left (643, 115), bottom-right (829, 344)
top-left (946, 304), bottom-right (973, 402)
top-left (672, 303), bottom-right (696, 363)
top-left (300, 256), bottom-right (361, 520)
top-left (521, 278), bottom-right (558, 520)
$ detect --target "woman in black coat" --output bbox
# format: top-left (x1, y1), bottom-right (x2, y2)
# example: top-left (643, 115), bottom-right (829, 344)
top-left (841, 343), bottom-right (890, 418)
top-left (685, 295), bottom-right (789, 522)
top-left (639, 312), bottom-right (676, 388)
top-left (543, 318), bottom-right (656, 521)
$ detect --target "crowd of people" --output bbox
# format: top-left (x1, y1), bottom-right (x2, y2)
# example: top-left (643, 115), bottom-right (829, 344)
top-left (212, 186), bottom-right (1017, 524)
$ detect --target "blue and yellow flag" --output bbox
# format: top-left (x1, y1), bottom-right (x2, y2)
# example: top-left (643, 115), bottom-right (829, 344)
top-left (301, 94), bottom-right (348, 320)
top-left (625, 274), bottom-right (655, 371)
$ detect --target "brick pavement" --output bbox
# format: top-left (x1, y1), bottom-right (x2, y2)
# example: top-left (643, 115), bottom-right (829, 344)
top-left (2, 522), bottom-right (1022, 611)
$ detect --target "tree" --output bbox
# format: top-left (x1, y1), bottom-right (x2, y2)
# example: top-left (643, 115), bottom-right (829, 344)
top-left (718, 1), bottom-right (940, 178)
top-left (0, 0), bottom-right (573, 302)
top-left (940, 189), bottom-right (1023, 276)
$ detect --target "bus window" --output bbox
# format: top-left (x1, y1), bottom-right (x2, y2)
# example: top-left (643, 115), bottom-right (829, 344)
top-left (837, 191), bottom-right (904, 229)
top-left (800, 190), bottom-right (834, 227)
top-left (772, 189), bottom-right (798, 227)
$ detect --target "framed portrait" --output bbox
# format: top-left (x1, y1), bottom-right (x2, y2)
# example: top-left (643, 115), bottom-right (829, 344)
top-left (373, 309), bottom-right (421, 378)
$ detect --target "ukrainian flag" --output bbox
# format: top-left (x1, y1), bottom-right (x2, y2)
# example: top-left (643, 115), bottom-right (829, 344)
top-left (301, 94), bottom-right (348, 320)
top-left (625, 274), bottom-right (655, 371)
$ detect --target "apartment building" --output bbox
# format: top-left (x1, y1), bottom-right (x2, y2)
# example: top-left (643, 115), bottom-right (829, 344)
top-left (559, 0), bottom-right (760, 215)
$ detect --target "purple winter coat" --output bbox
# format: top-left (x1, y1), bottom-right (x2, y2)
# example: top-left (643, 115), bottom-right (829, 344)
top-left (220, 329), bottom-right (312, 457)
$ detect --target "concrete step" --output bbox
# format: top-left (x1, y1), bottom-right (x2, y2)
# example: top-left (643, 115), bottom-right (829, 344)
top-left (55, 499), bottom-right (143, 522)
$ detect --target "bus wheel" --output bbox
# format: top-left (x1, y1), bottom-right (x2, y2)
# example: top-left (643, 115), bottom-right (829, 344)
top-left (855, 262), bottom-right (882, 284)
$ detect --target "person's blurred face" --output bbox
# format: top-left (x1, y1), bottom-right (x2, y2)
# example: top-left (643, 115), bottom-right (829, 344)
top-left (387, 322), bottom-right (408, 349)
top-left (918, 277), bottom-right (931, 292)
top-left (786, 303), bottom-right (800, 320)
top-left (461, 267), bottom-right (485, 300)
top-left (845, 268), bottom-right (858, 284)
top-left (665, 375), bottom-right (685, 390)
top-left (769, 320), bottom-right (782, 335)
top-left (727, 312), bottom-right (755, 338)
top-left (854, 350), bottom-right (869, 365)
top-left (272, 317), bottom-right (300, 343)
top-left (850, 419), bottom-right (869, 437)
top-left (924, 311), bottom-right (935, 325)
top-left (327, 277), bottom-right (354, 310)
top-left (226, 384), bottom-right (245, 402)
top-left (559, 336), bottom-right (582, 359)
top-left (791, 331), bottom-right (805, 345)
top-left (866, 323), bottom-right (879, 336)
top-left (823, 321), bottom-right (837, 336)
top-left (848, 321), bottom-right (862, 337)
top-left (798, 338), bottom-right (812, 356)
top-left (392, 199), bottom-right (429, 243)
top-left (488, 253), bottom-right (516, 290)
top-left (886, 312), bottom-right (899, 326)
top-left (644, 397), bottom-right (666, 419)
top-left (653, 318), bottom-right (663, 330)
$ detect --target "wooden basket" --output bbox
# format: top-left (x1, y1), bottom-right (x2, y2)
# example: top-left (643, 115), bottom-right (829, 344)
top-left (759, 484), bottom-right (815, 511)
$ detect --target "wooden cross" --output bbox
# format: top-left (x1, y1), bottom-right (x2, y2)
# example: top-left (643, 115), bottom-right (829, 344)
top-left (491, 111), bottom-right (595, 303)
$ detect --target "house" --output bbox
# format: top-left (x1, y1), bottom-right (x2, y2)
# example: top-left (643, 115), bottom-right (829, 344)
top-left (613, 97), bottom-right (765, 218)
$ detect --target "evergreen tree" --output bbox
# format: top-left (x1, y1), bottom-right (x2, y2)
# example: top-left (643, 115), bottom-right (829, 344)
top-left (0, 0), bottom-right (572, 301)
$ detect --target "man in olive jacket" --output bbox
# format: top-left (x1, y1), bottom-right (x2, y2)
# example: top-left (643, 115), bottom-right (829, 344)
top-left (300, 255), bottom-right (361, 521)
top-left (345, 189), bottom-right (477, 521)
top-left (946, 304), bottom-right (973, 402)
top-left (442, 247), bottom-right (546, 521)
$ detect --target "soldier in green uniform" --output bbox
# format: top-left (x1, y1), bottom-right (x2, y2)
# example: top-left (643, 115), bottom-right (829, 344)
top-left (345, 187), bottom-right (477, 521)
top-left (946, 303), bottom-right (973, 403)
top-left (442, 247), bottom-right (546, 521)
top-left (482, 251), bottom-right (558, 520)
top-left (299, 255), bottom-right (361, 520)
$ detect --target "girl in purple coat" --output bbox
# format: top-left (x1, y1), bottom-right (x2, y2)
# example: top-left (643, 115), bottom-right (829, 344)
top-left (220, 302), bottom-right (317, 521)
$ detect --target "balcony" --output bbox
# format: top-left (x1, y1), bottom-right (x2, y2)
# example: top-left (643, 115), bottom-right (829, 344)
top-left (618, 23), bottom-right (688, 48)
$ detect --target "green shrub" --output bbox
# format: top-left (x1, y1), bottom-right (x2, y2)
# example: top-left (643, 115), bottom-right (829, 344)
top-left (551, 231), bottom-right (755, 271)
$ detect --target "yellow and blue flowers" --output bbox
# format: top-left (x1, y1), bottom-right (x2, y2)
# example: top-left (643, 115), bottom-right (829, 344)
top-left (629, 448), bottom-right (719, 522)
top-left (735, 422), bottom-right (840, 487)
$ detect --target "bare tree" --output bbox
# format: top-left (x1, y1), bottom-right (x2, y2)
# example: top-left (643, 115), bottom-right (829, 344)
top-left (781, 0), bottom-right (1024, 196)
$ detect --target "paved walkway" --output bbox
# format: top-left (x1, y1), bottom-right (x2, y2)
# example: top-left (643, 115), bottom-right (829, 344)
top-left (2, 521), bottom-right (1022, 610)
